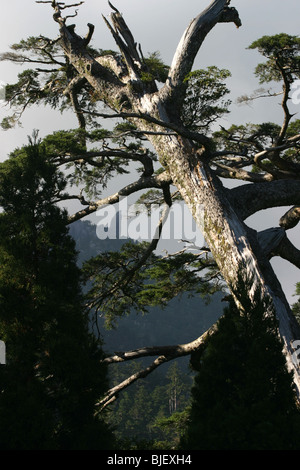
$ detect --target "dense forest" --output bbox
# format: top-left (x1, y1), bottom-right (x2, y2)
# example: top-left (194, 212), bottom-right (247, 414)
top-left (70, 219), bottom-right (223, 448)
top-left (70, 220), bottom-right (300, 450)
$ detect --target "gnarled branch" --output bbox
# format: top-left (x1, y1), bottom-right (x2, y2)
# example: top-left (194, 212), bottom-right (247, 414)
top-left (230, 180), bottom-right (300, 221)
top-left (159, 0), bottom-right (241, 110)
top-left (67, 171), bottom-right (172, 223)
top-left (104, 2), bottom-right (142, 80)
top-left (97, 322), bottom-right (218, 412)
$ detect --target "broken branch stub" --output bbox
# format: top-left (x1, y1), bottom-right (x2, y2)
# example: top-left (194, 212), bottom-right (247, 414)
top-left (280, 206), bottom-right (300, 230)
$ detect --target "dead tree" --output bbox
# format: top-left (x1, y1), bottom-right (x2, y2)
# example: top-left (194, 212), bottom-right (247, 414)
top-left (31, 0), bottom-right (300, 399)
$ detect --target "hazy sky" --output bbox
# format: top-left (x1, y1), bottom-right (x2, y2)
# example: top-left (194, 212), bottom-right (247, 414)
top-left (0, 0), bottom-right (299, 302)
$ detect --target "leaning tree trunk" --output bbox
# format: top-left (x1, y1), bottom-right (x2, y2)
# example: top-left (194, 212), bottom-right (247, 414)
top-left (135, 104), bottom-right (300, 397)
top-left (51, 0), bottom-right (300, 396)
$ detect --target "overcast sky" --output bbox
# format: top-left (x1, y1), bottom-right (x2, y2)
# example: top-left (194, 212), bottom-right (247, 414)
top-left (0, 0), bottom-right (299, 303)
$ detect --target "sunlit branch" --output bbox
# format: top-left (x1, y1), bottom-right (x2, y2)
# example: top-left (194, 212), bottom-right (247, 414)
top-left (236, 88), bottom-right (283, 106)
top-left (280, 206), bottom-right (300, 230)
top-left (159, 0), bottom-right (241, 111)
top-left (213, 161), bottom-right (273, 182)
top-left (66, 171), bottom-right (172, 224)
top-left (254, 134), bottom-right (300, 165)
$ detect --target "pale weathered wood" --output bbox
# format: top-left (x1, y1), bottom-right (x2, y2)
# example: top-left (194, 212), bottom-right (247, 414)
top-left (97, 325), bottom-right (217, 411)
top-left (159, 0), bottom-right (241, 109)
top-left (48, 0), bottom-right (300, 398)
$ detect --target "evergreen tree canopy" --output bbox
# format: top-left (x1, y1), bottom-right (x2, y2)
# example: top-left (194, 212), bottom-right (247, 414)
top-left (0, 141), bottom-right (115, 450)
top-left (1, 1), bottom-right (300, 450)
top-left (181, 301), bottom-right (300, 450)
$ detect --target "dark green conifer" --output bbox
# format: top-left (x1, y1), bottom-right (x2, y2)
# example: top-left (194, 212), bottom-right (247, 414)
top-left (181, 300), bottom-right (300, 450)
top-left (0, 141), bottom-right (115, 450)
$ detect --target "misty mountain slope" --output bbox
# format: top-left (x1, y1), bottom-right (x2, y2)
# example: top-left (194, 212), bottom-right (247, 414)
top-left (69, 220), bottom-right (223, 354)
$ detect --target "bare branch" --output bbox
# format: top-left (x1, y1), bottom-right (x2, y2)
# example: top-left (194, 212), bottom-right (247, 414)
top-left (230, 180), bottom-right (300, 221)
top-left (59, 2), bottom-right (84, 10)
top-left (36, 1), bottom-right (84, 9)
top-left (104, 2), bottom-right (142, 79)
top-left (97, 322), bottom-right (218, 411)
top-left (83, 23), bottom-right (95, 47)
top-left (276, 59), bottom-right (295, 146)
top-left (159, 0), bottom-right (241, 109)
top-left (213, 161), bottom-right (274, 182)
top-left (236, 88), bottom-right (283, 106)
top-left (97, 355), bottom-right (168, 412)
top-left (67, 171), bottom-right (172, 224)
top-left (280, 206), bottom-right (300, 230)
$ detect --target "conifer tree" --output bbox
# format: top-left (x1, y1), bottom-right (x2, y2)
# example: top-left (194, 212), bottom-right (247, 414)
top-left (1, 0), bottom-right (300, 437)
top-left (181, 300), bottom-right (300, 450)
top-left (0, 139), bottom-right (115, 450)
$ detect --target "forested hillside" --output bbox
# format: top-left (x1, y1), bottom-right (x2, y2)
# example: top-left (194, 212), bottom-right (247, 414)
top-left (69, 220), bottom-right (223, 351)
top-left (1, 0), bottom-right (300, 452)
top-left (69, 219), bottom-right (223, 446)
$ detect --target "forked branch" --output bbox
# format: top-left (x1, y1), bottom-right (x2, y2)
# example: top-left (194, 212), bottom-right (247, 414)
top-left (104, 2), bottom-right (142, 79)
top-left (97, 322), bottom-right (218, 412)
top-left (67, 171), bottom-right (172, 223)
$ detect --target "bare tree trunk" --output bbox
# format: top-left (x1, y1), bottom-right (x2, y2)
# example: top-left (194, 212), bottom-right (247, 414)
top-left (143, 119), bottom-right (300, 396)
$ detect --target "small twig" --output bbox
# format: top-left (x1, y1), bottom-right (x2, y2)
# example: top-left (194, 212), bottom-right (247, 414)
top-left (81, 109), bottom-right (211, 147)
top-left (36, 1), bottom-right (84, 9)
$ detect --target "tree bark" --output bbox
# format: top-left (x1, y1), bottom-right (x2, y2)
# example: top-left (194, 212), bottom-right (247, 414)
top-left (143, 124), bottom-right (300, 396)
top-left (50, 0), bottom-right (300, 397)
